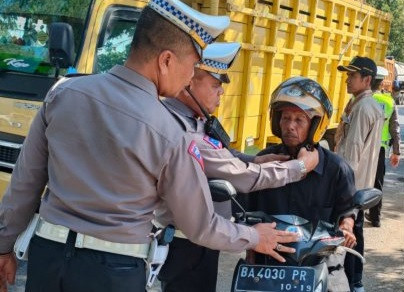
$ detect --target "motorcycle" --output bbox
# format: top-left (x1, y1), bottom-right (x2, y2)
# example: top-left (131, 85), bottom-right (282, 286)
top-left (208, 179), bottom-right (382, 292)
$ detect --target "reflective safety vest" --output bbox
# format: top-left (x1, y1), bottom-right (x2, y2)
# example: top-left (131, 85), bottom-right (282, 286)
top-left (373, 92), bottom-right (395, 149)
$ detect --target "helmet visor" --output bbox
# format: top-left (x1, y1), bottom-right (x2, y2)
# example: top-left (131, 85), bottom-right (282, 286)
top-left (272, 87), bottom-right (322, 119)
top-left (272, 77), bottom-right (333, 118)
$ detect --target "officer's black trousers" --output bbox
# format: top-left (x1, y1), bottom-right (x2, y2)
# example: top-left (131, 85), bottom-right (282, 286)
top-left (369, 147), bottom-right (386, 222)
top-left (25, 231), bottom-right (146, 292)
top-left (158, 237), bottom-right (219, 292)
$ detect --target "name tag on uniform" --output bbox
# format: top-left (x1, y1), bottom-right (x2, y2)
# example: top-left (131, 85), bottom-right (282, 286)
top-left (203, 135), bottom-right (223, 149)
top-left (188, 140), bottom-right (204, 171)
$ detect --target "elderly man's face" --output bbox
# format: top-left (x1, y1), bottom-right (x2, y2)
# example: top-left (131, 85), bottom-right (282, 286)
top-left (279, 108), bottom-right (311, 147)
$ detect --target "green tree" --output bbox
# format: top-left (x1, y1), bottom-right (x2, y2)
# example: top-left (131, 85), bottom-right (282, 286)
top-left (366, 0), bottom-right (404, 61)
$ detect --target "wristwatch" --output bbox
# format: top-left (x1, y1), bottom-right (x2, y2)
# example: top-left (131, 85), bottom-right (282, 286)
top-left (297, 160), bottom-right (307, 178)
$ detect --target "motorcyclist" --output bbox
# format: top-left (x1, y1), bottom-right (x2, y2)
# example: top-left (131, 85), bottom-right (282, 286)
top-left (244, 77), bottom-right (357, 291)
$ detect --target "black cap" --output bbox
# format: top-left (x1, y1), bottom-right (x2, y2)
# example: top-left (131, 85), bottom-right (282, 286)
top-left (337, 56), bottom-right (377, 76)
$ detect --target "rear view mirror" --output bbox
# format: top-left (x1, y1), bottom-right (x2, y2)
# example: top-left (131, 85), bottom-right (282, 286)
top-left (334, 188), bottom-right (382, 231)
top-left (208, 179), bottom-right (247, 221)
top-left (49, 22), bottom-right (75, 76)
top-left (353, 188), bottom-right (382, 210)
top-left (208, 179), bottom-right (236, 202)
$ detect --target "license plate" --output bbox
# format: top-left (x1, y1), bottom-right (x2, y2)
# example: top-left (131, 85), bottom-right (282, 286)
top-left (234, 264), bottom-right (315, 292)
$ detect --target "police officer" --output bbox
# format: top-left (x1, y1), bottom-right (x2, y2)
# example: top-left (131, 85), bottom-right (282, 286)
top-left (0, 1), bottom-right (299, 291)
top-left (156, 43), bottom-right (319, 292)
top-left (364, 66), bottom-right (401, 227)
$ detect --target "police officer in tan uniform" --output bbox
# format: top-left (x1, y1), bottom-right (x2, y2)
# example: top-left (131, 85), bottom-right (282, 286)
top-left (0, 1), bottom-right (299, 291)
top-left (156, 42), bottom-right (319, 292)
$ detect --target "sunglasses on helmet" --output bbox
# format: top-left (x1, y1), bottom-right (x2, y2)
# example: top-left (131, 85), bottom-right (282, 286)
top-left (275, 77), bottom-right (333, 118)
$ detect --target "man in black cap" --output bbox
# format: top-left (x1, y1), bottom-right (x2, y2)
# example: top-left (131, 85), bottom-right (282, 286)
top-left (335, 56), bottom-right (384, 292)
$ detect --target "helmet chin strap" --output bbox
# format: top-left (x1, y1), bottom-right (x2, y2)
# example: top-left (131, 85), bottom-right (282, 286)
top-left (281, 139), bottom-right (315, 159)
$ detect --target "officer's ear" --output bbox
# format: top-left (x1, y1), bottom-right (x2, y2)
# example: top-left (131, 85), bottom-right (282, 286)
top-left (363, 74), bottom-right (372, 87)
top-left (189, 75), bottom-right (197, 91)
top-left (157, 50), bottom-right (176, 76)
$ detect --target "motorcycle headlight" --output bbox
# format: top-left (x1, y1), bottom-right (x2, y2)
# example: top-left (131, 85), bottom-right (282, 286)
top-left (314, 281), bottom-right (323, 292)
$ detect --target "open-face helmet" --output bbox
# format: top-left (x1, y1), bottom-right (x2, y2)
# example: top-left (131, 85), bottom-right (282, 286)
top-left (270, 76), bottom-right (333, 144)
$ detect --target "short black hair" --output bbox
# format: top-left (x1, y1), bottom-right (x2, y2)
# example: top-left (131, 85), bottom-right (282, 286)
top-left (130, 6), bottom-right (195, 62)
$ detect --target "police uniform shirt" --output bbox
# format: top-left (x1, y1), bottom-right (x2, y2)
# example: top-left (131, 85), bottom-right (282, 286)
top-left (155, 98), bottom-right (302, 223)
top-left (246, 145), bottom-right (356, 223)
top-left (0, 65), bottom-right (259, 254)
top-left (162, 98), bottom-right (302, 192)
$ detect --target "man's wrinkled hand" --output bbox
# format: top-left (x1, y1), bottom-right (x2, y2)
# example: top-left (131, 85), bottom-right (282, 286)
top-left (339, 217), bottom-right (356, 248)
top-left (0, 252), bottom-right (17, 292)
top-left (253, 222), bottom-right (298, 263)
top-left (341, 229), bottom-right (356, 248)
top-left (297, 147), bottom-right (319, 173)
top-left (254, 154), bottom-right (290, 164)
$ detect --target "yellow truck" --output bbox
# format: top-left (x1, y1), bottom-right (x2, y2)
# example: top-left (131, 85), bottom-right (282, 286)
top-left (0, 0), bottom-right (391, 199)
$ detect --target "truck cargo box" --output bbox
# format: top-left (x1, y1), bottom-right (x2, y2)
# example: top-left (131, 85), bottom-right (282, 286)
top-left (186, 0), bottom-right (391, 151)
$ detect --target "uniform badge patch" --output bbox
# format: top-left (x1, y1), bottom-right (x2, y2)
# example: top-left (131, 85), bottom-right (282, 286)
top-left (203, 135), bottom-right (223, 149)
top-left (188, 140), bottom-right (204, 171)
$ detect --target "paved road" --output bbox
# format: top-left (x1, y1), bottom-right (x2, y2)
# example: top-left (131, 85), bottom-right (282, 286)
top-left (8, 106), bottom-right (404, 292)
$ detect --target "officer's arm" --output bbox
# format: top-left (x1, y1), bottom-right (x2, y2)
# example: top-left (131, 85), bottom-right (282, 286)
top-left (229, 147), bottom-right (290, 164)
top-left (389, 107), bottom-right (401, 156)
top-left (228, 148), bottom-right (255, 163)
top-left (200, 147), bottom-right (302, 193)
top-left (157, 135), bottom-right (259, 253)
top-left (0, 105), bottom-right (48, 253)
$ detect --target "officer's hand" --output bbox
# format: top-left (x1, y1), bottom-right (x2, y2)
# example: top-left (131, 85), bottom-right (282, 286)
top-left (254, 154), bottom-right (290, 164)
top-left (253, 222), bottom-right (298, 263)
top-left (0, 252), bottom-right (17, 292)
top-left (297, 147), bottom-right (319, 173)
top-left (390, 154), bottom-right (400, 168)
